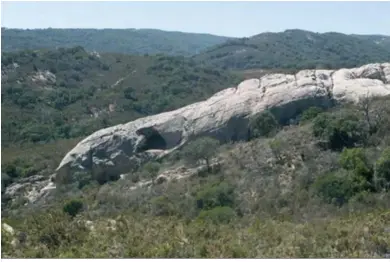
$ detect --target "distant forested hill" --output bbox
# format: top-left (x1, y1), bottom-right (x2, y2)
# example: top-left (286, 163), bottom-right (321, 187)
top-left (1, 28), bottom-right (230, 56)
top-left (194, 29), bottom-right (390, 70)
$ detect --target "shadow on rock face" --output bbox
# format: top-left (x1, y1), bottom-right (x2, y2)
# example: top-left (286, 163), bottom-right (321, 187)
top-left (136, 130), bottom-right (167, 152)
top-left (270, 96), bottom-right (335, 125)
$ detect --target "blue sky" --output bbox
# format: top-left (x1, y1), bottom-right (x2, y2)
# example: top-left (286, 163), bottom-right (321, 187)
top-left (1, 1), bottom-right (389, 37)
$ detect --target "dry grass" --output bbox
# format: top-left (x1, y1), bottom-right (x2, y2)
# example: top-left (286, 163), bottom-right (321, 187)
top-left (3, 209), bottom-right (389, 258)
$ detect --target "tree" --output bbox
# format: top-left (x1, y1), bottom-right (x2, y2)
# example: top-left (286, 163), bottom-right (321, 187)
top-left (248, 110), bottom-right (279, 139)
top-left (358, 95), bottom-right (390, 141)
top-left (312, 112), bottom-right (366, 150)
top-left (196, 182), bottom-right (235, 210)
top-left (312, 171), bottom-right (364, 206)
top-left (339, 148), bottom-right (373, 183)
top-left (182, 137), bottom-right (220, 172)
top-left (300, 106), bottom-right (323, 123)
top-left (63, 199), bottom-right (83, 218)
top-left (357, 93), bottom-right (374, 133)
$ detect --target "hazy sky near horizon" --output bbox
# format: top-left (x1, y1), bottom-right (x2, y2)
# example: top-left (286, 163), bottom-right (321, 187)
top-left (1, 1), bottom-right (390, 37)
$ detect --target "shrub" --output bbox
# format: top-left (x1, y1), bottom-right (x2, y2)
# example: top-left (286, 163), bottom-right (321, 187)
top-left (269, 139), bottom-right (283, 163)
top-left (374, 147), bottom-right (390, 191)
top-left (1, 173), bottom-right (12, 194)
top-left (312, 171), bottom-right (365, 206)
top-left (142, 162), bottom-right (160, 183)
top-left (312, 112), bottom-right (366, 150)
top-left (196, 182), bottom-right (235, 210)
top-left (3, 163), bottom-right (21, 178)
top-left (197, 206), bottom-right (236, 224)
top-left (300, 106), bottom-right (323, 123)
top-left (63, 199), bottom-right (83, 218)
top-left (339, 148), bottom-right (373, 182)
top-left (25, 210), bottom-right (88, 250)
top-left (73, 172), bottom-right (93, 189)
top-left (150, 196), bottom-right (175, 216)
top-left (248, 110), bottom-right (280, 139)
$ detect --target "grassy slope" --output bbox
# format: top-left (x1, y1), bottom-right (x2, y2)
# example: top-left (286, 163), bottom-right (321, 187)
top-left (2, 96), bottom-right (390, 258)
top-left (2, 209), bottom-right (389, 258)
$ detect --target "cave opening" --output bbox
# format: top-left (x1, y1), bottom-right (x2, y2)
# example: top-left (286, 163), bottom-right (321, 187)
top-left (138, 131), bottom-right (167, 151)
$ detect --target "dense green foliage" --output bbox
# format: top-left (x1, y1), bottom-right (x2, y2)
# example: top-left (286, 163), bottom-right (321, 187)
top-left (63, 199), bottom-right (84, 218)
top-left (313, 148), bottom-right (375, 206)
top-left (312, 111), bottom-right (367, 150)
top-left (299, 106), bottom-right (324, 123)
top-left (374, 147), bottom-right (390, 191)
top-left (196, 182), bottom-right (235, 210)
top-left (312, 171), bottom-right (362, 206)
top-left (1, 28), bottom-right (230, 56)
top-left (339, 148), bottom-right (373, 182)
top-left (1, 47), bottom-right (240, 148)
top-left (1, 47), bottom-right (241, 191)
top-left (4, 28), bottom-right (389, 71)
top-left (248, 110), bottom-right (280, 139)
top-left (195, 29), bottom-right (390, 70)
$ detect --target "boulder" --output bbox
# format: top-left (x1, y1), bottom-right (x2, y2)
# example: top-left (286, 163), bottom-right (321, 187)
top-left (4, 175), bottom-right (56, 204)
top-left (55, 63), bottom-right (390, 184)
top-left (2, 223), bottom-right (15, 236)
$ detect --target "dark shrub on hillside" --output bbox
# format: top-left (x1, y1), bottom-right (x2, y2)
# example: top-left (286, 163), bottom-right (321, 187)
top-left (374, 147), bottom-right (390, 191)
top-left (312, 112), bottom-right (366, 150)
top-left (196, 182), bottom-right (235, 210)
top-left (312, 170), bottom-right (366, 206)
top-left (248, 110), bottom-right (280, 139)
top-left (63, 199), bottom-right (83, 218)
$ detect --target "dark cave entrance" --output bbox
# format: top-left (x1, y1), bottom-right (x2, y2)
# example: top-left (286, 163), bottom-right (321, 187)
top-left (138, 130), bottom-right (167, 151)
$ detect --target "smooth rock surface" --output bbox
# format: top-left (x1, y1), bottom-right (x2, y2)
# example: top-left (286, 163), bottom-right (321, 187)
top-left (56, 63), bottom-right (390, 183)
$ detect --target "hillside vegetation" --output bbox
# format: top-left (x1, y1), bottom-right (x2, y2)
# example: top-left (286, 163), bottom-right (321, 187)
top-left (1, 47), bottom-right (241, 188)
top-left (195, 29), bottom-right (390, 70)
top-left (1, 28), bottom-right (230, 56)
top-left (2, 27), bottom-right (390, 258)
top-left (1, 47), bottom-right (240, 147)
top-left (2, 95), bottom-right (390, 258)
